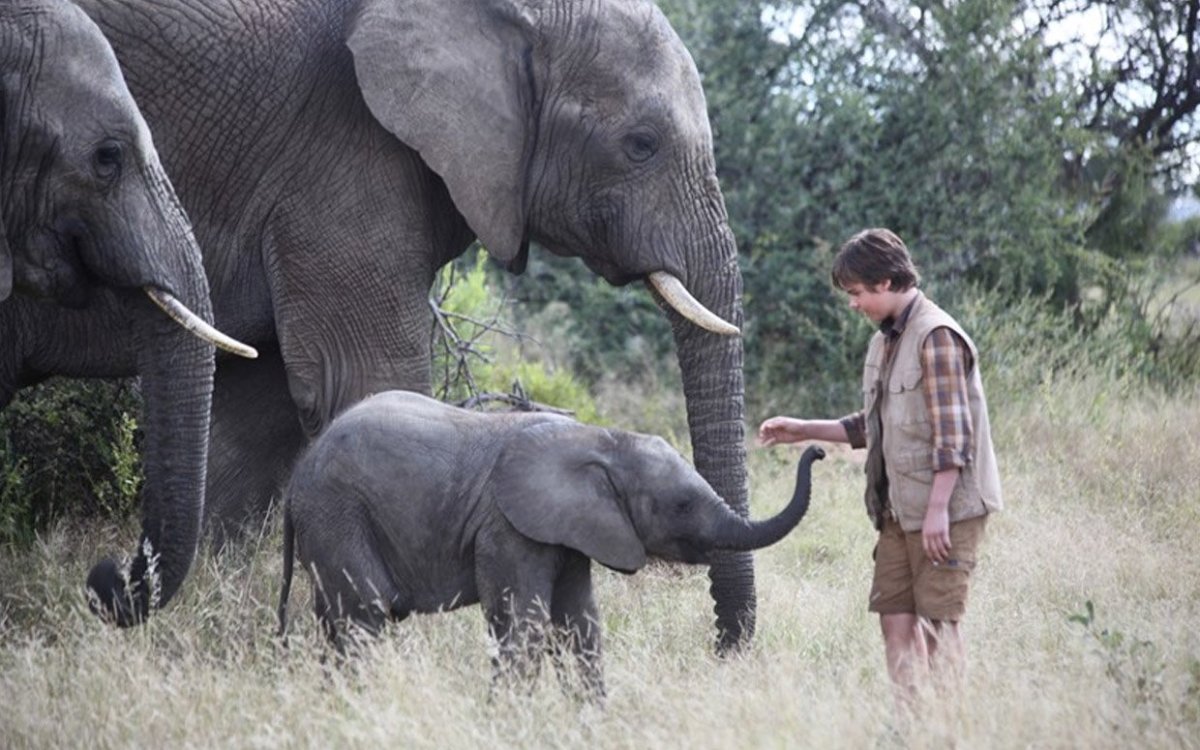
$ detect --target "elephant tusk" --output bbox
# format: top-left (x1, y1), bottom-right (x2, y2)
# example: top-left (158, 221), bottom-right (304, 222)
top-left (144, 287), bottom-right (258, 359)
top-left (647, 271), bottom-right (740, 336)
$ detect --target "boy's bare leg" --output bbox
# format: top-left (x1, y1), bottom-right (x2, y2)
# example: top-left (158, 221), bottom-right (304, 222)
top-left (881, 613), bottom-right (929, 711)
top-left (922, 618), bottom-right (966, 691)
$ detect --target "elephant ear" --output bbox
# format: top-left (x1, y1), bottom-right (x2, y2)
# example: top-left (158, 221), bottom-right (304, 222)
top-left (493, 421), bottom-right (648, 574)
top-left (347, 0), bottom-right (534, 269)
top-left (0, 210), bottom-right (11, 302)
top-left (0, 83), bottom-right (10, 302)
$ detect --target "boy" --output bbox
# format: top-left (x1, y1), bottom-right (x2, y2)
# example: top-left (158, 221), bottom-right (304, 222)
top-left (758, 228), bottom-right (1002, 706)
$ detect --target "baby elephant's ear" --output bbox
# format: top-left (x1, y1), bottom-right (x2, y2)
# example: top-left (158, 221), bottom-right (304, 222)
top-left (494, 421), bottom-right (647, 573)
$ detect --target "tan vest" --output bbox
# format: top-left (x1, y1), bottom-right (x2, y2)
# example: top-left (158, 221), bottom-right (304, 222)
top-left (861, 293), bottom-right (1003, 531)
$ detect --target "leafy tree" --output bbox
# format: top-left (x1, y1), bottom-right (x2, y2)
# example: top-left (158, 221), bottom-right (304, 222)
top-left (663, 0), bottom-right (1196, 406)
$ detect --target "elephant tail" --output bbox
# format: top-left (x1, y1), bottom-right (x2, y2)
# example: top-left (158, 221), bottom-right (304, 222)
top-left (277, 508), bottom-right (296, 642)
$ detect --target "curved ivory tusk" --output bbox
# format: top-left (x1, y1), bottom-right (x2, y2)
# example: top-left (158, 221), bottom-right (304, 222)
top-left (647, 271), bottom-right (740, 336)
top-left (144, 287), bottom-right (259, 359)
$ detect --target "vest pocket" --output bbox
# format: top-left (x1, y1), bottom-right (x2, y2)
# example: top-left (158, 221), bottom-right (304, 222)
top-left (887, 366), bottom-right (924, 394)
top-left (887, 366), bottom-right (930, 430)
top-left (889, 450), bottom-right (933, 485)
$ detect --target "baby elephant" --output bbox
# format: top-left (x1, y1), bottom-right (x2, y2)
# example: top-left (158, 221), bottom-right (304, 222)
top-left (278, 391), bottom-right (824, 695)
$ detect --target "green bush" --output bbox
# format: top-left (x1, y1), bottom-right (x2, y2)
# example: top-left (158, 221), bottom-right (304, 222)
top-left (0, 379), bottom-right (143, 545)
top-left (475, 360), bottom-right (600, 425)
top-left (432, 248), bottom-right (602, 423)
top-left (951, 272), bottom-right (1200, 406)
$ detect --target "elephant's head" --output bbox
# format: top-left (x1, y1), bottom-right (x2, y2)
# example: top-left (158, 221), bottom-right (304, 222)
top-left (493, 422), bottom-right (824, 572)
top-left (0, 0), bottom-right (255, 625)
top-left (349, 0), bottom-right (753, 649)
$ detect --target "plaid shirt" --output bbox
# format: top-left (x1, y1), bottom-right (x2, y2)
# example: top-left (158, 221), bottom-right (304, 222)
top-left (840, 298), bottom-right (974, 472)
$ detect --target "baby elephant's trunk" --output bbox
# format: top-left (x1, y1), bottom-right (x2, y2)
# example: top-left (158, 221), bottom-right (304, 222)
top-left (717, 445), bottom-right (825, 551)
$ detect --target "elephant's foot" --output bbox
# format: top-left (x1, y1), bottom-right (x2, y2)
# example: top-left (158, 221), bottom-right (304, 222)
top-left (204, 343), bottom-right (306, 550)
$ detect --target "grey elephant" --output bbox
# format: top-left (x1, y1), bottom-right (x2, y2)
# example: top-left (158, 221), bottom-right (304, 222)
top-left (277, 391), bottom-right (825, 695)
top-left (0, 0), bottom-right (255, 625)
top-left (40, 0), bottom-right (756, 647)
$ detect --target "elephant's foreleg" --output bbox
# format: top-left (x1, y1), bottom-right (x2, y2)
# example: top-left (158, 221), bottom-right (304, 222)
top-left (485, 591), bottom-right (554, 690)
top-left (477, 526), bottom-right (570, 692)
top-left (204, 343), bottom-right (306, 550)
top-left (261, 190), bottom-right (449, 438)
top-left (549, 553), bottom-right (604, 700)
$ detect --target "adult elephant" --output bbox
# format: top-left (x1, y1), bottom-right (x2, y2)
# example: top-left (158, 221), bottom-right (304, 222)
top-left (75, 0), bottom-right (756, 650)
top-left (0, 0), bottom-right (255, 625)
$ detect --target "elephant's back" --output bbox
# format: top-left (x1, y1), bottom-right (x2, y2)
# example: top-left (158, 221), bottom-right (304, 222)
top-left (291, 390), bottom-right (556, 501)
top-left (344, 390), bottom-right (498, 444)
top-left (301, 391), bottom-right (460, 476)
top-left (347, 390), bottom-right (566, 442)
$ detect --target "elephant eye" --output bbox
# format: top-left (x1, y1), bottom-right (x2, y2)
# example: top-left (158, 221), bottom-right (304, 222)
top-left (621, 130), bottom-right (659, 163)
top-left (93, 142), bottom-right (124, 181)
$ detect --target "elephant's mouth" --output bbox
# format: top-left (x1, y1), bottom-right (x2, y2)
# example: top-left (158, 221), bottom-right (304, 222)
top-left (672, 540), bottom-right (709, 565)
top-left (578, 255), bottom-right (739, 336)
top-left (143, 288), bottom-right (258, 358)
top-left (14, 223), bottom-right (94, 308)
top-left (647, 272), bottom-right (739, 336)
top-left (579, 255), bottom-right (638, 286)
top-left (24, 218), bottom-right (258, 358)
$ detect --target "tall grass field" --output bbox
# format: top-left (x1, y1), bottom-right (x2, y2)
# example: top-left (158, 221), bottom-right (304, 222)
top-left (2, 371), bottom-right (1199, 748)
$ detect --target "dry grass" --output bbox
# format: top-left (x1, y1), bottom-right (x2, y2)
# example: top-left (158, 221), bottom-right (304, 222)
top-left (2, 375), bottom-right (1199, 749)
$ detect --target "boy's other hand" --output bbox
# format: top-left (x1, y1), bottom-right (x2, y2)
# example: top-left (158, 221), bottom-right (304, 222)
top-left (922, 506), bottom-right (952, 563)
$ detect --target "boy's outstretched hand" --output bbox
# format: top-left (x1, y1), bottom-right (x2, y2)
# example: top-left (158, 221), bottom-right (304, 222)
top-left (757, 416), bottom-right (808, 446)
top-left (758, 417), bottom-right (851, 447)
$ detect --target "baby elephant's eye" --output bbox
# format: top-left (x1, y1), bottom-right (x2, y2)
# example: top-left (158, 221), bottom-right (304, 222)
top-left (674, 498), bottom-right (692, 515)
top-left (93, 142), bottom-right (124, 181)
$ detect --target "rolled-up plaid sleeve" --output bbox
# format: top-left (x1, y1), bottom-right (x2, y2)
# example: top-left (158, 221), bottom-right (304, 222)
top-left (840, 411), bottom-right (867, 449)
top-left (921, 327), bottom-right (974, 471)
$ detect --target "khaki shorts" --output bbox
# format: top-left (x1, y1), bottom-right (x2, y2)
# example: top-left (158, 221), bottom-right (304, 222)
top-left (868, 514), bottom-right (988, 622)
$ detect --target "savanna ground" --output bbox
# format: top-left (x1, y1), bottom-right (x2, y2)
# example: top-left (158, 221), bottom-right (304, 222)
top-left (1, 367), bottom-right (1198, 749)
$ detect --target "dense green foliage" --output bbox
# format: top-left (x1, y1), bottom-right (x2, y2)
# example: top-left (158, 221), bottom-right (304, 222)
top-left (0, 380), bottom-right (142, 544)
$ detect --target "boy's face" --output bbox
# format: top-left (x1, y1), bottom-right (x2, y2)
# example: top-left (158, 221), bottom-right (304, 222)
top-left (841, 279), bottom-right (906, 324)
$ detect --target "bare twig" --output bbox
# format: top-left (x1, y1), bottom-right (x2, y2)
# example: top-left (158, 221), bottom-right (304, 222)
top-left (426, 262), bottom-right (536, 402)
top-left (456, 388), bottom-right (575, 416)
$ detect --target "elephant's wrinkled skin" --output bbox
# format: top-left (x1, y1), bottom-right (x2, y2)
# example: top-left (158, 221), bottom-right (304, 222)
top-left (278, 391), bottom-right (826, 695)
top-left (56, 0), bottom-right (755, 648)
top-left (0, 0), bottom-right (253, 624)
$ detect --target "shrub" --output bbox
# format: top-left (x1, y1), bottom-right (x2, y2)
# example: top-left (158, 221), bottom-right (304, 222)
top-left (432, 248), bottom-right (601, 423)
top-left (0, 379), bottom-right (143, 545)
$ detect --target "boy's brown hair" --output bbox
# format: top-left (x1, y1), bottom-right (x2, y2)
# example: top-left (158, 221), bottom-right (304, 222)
top-left (831, 228), bottom-right (921, 291)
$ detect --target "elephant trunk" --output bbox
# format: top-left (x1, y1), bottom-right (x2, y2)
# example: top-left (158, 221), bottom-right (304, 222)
top-left (87, 309), bottom-right (214, 626)
top-left (86, 175), bottom-right (215, 626)
top-left (713, 446), bottom-right (825, 552)
top-left (660, 220), bottom-right (752, 654)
